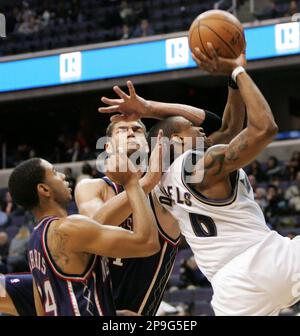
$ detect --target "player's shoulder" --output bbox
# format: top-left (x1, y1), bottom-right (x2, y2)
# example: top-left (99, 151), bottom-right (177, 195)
top-left (75, 177), bottom-right (108, 197)
top-left (76, 178), bottom-right (106, 190)
top-left (57, 214), bottom-right (95, 235)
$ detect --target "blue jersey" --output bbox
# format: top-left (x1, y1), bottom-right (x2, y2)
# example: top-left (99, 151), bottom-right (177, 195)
top-left (5, 273), bottom-right (36, 316)
top-left (28, 216), bottom-right (116, 316)
top-left (102, 177), bottom-right (180, 316)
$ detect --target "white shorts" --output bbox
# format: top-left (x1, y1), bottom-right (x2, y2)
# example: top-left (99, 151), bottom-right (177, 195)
top-left (210, 232), bottom-right (300, 316)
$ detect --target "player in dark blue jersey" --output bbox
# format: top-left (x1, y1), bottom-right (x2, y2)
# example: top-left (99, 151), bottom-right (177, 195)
top-left (8, 153), bottom-right (159, 316)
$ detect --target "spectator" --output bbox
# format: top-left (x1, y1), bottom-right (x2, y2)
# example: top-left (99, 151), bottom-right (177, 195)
top-left (285, 171), bottom-right (300, 212)
top-left (248, 160), bottom-right (266, 182)
top-left (67, 141), bottom-right (82, 162)
top-left (285, 151), bottom-right (300, 181)
top-left (76, 162), bottom-right (93, 184)
top-left (288, 0), bottom-right (299, 16)
top-left (119, 1), bottom-right (135, 25)
top-left (255, 187), bottom-right (268, 212)
top-left (6, 7), bottom-right (21, 34)
top-left (18, 13), bottom-right (40, 35)
top-left (265, 156), bottom-right (282, 181)
top-left (133, 19), bottom-right (155, 38)
top-left (265, 184), bottom-right (288, 224)
top-left (120, 24), bottom-right (132, 40)
top-left (270, 1), bottom-right (280, 18)
top-left (6, 227), bottom-right (30, 273)
top-left (64, 167), bottom-right (76, 196)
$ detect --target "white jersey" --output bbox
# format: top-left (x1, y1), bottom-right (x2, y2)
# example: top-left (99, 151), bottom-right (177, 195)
top-left (155, 149), bottom-right (300, 315)
top-left (154, 149), bottom-right (272, 281)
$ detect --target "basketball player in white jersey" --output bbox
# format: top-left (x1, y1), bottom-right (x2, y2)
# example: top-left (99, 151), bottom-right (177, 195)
top-left (154, 45), bottom-right (300, 316)
top-left (100, 43), bottom-right (300, 316)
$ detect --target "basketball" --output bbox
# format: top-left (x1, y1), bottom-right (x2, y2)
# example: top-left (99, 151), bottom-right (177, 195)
top-left (188, 9), bottom-right (246, 59)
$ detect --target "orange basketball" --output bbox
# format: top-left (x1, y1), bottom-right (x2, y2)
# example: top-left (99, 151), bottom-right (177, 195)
top-left (188, 10), bottom-right (246, 59)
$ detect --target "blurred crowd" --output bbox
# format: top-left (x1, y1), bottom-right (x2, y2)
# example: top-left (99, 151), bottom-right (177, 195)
top-left (2, 0), bottom-right (299, 57)
top-left (255, 0), bottom-right (300, 20)
top-left (5, 0), bottom-right (155, 39)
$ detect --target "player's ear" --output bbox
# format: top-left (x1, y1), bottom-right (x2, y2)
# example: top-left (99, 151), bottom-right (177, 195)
top-left (37, 184), bottom-right (51, 198)
top-left (105, 142), bottom-right (113, 154)
top-left (170, 134), bottom-right (183, 145)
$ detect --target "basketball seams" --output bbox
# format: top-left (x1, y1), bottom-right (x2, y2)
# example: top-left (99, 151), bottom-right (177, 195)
top-left (197, 24), bottom-right (210, 58)
top-left (201, 17), bottom-right (244, 37)
top-left (200, 23), bottom-right (238, 58)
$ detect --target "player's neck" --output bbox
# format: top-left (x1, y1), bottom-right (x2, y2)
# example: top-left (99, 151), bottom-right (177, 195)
top-left (33, 202), bottom-right (68, 223)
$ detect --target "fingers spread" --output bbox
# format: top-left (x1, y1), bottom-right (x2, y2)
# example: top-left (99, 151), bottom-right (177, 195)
top-left (127, 81), bottom-right (136, 97)
top-left (101, 96), bottom-right (123, 105)
top-left (113, 86), bottom-right (129, 100)
top-left (98, 106), bottom-right (120, 113)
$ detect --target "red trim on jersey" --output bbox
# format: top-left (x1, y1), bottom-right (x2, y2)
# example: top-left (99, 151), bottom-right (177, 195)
top-left (158, 231), bottom-right (180, 248)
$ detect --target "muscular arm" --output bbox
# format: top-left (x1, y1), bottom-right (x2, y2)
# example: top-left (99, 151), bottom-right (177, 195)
top-left (64, 182), bottom-right (159, 258)
top-left (99, 81), bottom-right (222, 130)
top-left (202, 71), bottom-right (278, 184)
top-left (75, 176), bottom-right (155, 227)
top-left (208, 87), bottom-right (246, 145)
top-left (144, 100), bottom-right (206, 125)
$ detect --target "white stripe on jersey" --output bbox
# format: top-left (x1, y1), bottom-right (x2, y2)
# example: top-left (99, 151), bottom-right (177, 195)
top-left (67, 281), bottom-right (81, 316)
top-left (92, 271), bottom-right (103, 316)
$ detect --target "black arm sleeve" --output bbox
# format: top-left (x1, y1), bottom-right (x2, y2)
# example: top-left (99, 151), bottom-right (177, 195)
top-left (201, 110), bottom-right (222, 136)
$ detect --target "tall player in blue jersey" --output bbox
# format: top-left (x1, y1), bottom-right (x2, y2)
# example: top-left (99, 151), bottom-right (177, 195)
top-left (7, 152), bottom-right (160, 316)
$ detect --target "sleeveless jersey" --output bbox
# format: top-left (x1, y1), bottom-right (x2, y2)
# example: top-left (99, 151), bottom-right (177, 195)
top-left (154, 149), bottom-right (271, 281)
top-left (28, 215), bottom-right (116, 316)
top-left (102, 176), bottom-right (180, 316)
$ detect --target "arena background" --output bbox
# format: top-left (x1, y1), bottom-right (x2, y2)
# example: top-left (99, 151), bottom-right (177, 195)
top-left (0, 0), bottom-right (300, 316)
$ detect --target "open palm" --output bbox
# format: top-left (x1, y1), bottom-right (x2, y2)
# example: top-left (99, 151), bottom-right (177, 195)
top-left (99, 81), bottom-right (148, 122)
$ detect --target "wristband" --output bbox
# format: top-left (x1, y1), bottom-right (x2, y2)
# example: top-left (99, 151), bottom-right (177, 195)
top-left (201, 110), bottom-right (222, 136)
top-left (228, 76), bottom-right (239, 90)
top-left (231, 66), bottom-right (245, 83)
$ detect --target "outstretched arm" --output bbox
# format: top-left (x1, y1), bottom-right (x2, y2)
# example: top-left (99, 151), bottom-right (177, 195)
top-left (64, 153), bottom-right (159, 258)
top-left (99, 81), bottom-right (221, 132)
top-left (208, 87), bottom-right (246, 145)
top-left (193, 44), bottom-right (278, 183)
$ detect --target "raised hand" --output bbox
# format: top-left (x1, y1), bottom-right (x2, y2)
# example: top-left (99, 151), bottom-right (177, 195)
top-left (105, 152), bottom-right (140, 187)
top-left (141, 129), bottom-right (164, 191)
top-left (98, 81), bottom-right (149, 122)
top-left (192, 42), bottom-right (247, 76)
